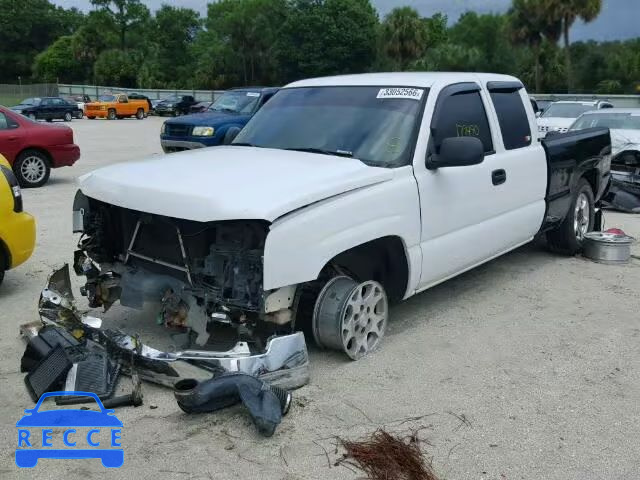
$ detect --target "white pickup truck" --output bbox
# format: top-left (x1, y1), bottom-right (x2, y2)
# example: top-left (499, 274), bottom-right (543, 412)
top-left (69, 73), bottom-right (611, 375)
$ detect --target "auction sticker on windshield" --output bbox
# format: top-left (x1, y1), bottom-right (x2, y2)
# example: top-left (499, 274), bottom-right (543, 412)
top-left (376, 88), bottom-right (424, 101)
top-left (15, 391), bottom-right (124, 468)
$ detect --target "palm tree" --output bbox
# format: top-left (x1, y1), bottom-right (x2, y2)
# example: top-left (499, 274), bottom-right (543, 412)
top-left (382, 7), bottom-right (428, 70)
top-left (508, 0), bottom-right (562, 93)
top-left (548, 0), bottom-right (602, 92)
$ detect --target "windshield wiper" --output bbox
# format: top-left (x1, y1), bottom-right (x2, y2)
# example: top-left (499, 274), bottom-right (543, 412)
top-left (284, 147), bottom-right (353, 158)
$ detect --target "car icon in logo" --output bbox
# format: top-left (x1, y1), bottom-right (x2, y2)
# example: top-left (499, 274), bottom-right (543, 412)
top-left (16, 391), bottom-right (123, 468)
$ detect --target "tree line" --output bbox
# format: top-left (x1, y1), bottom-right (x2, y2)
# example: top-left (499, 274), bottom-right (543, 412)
top-left (1, 0), bottom-right (638, 94)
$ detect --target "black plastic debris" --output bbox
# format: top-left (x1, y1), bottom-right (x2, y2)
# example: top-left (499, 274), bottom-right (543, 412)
top-left (55, 350), bottom-right (121, 406)
top-left (24, 346), bottom-right (73, 402)
top-left (21, 325), bottom-right (79, 373)
top-left (174, 372), bottom-right (292, 437)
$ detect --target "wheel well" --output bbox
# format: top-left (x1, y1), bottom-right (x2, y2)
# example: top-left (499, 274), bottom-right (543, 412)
top-left (17, 147), bottom-right (52, 167)
top-left (581, 168), bottom-right (598, 196)
top-left (327, 236), bottom-right (409, 303)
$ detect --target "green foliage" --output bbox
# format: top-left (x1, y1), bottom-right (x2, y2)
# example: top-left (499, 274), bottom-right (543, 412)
top-left (90, 0), bottom-right (151, 50)
top-left (5, 0), bottom-right (639, 95)
top-left (0, 0), bottom-right (84, 82)
top-left (94, 48), bottom-right (142, 87)
top-left (33, 36), bottom-right (85, 83)
top-left (276, 0), bottom-right (379, 83)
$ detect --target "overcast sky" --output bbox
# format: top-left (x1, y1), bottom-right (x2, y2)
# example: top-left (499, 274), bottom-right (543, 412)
top-left (52, 0), bottom-right (639, 42)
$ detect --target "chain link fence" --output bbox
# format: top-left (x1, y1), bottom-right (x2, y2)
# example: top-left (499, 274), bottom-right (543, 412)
top-left (58, 84), bottom-right (225, 102)
top-left (0, 83), bottom-right (58, 107)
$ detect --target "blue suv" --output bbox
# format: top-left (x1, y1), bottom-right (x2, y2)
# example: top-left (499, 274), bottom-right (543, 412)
top-left (160, 87), bottom-right (278, 153)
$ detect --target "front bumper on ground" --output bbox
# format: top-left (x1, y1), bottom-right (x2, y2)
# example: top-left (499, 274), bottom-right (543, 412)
top-left (31, 265), bottom-right (310, 390)
top-left (49, 144), bottom-right (80, 167)
top-left (160, 138), bottom-right (207, 152)
top-left (0, 211), bottom-right (35, 269)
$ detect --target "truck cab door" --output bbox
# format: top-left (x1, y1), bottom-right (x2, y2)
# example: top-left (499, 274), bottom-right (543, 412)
top-left (413, 82), bottom-right (544, 290)
top-left (38, 98), bottom-right (52, 119)
top-left (117, 95), bottom-right (129, 115)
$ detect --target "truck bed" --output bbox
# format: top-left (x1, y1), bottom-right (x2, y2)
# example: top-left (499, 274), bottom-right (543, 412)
top-left (540, 127), bottom-right (611, 231)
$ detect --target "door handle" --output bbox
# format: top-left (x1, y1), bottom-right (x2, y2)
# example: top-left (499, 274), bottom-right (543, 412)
top-left (492, 169), bottom-right (506, 186)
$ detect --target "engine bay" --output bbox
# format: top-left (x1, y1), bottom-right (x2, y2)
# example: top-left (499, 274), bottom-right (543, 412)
top-left (73, 194), bottom-right (290, 348)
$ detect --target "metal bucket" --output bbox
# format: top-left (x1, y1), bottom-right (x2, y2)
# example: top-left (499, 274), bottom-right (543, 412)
top-left (583, 232), bottom-right (635, 264)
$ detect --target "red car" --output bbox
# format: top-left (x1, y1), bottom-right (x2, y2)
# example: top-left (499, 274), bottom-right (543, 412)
top-left (0, 106), bottom-right (80, 187)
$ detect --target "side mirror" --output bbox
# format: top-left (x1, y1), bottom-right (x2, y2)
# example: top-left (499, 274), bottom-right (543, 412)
top-left (427, 136), bottom-right (484, 170)
top-left (535, 111), bottom-right (542, 118)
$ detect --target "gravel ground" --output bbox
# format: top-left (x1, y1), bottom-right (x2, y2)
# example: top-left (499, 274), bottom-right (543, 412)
top-left (1, 116), bottom-right (639, 480)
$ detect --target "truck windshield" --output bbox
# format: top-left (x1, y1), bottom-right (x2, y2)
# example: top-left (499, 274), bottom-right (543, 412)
top-left (571, 112), bottom-right (640, 131)
top-left (99, 95), bottom-right (116, 102)
top-left (543, 103), bottom-right (595, 118)
top-left (233, 86), bottom-right (426, 167)
top-left (210, 91), bottom-right (261, 114)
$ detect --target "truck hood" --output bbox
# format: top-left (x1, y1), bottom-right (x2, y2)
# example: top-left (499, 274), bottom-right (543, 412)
top-left (78, 146), bottom-right (394, 222)
top-left (166, 111), bottom-right (252, 127)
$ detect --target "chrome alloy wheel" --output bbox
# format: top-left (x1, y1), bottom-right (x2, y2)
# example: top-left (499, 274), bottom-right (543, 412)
top-left (20, 156), bottom-right (47, 184)
top-left (313, 277), bottom-right (388, 360)
top-left (574, 192), bottom-right (590, 241)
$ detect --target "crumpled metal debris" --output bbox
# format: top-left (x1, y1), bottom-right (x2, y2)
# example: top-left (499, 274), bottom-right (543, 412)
top-left (30, 264), bottom-right (310, 390)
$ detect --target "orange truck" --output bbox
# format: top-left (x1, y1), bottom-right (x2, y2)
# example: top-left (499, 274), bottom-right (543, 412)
top-left (85, 93), bottom-right (148, 120)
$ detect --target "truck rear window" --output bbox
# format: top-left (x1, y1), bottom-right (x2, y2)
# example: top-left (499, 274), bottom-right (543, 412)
top-left (490, 90), bottom-right (532, 150)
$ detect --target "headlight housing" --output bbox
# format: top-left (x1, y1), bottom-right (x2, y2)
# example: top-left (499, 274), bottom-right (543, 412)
top-left (192, 126), bottom-right (215, 137)
top-left (0, 165), bottom-right (23, 213)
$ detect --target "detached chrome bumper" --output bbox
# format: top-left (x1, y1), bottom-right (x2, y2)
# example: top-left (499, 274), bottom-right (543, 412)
top-left (34, 265), bottom-right (310, 390)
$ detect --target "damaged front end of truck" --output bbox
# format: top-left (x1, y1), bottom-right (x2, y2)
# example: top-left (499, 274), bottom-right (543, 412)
top-left (33, 191), bottom-right (310, 389)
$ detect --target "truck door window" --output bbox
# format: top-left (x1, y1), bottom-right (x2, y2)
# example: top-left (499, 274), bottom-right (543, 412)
top-left (432, 91), bottom-right (493, 153)
top-left (490, 90), bottom-right (532, 150)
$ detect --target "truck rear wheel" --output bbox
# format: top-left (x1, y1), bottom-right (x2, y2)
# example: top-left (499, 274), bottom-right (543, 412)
top-left (107, 109), bottom-right (116, 120)
top-left (547, 178), bottom-right (594, 255)
top-left (136, 108), bottom-right (144, 120)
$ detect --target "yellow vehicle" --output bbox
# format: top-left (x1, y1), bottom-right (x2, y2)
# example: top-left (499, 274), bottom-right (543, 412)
top-left (85, 93), bottom-right (148, 120)
top-left (0, 154), bottom-right (35, 285)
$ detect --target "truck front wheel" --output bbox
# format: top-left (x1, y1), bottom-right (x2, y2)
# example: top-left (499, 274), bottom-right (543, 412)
top-left (311, 276), bottom-right (388, 360)
top-left (547, 178), bottom-right (595, 255)
top-left (136, 108), bottom-right (144, 120)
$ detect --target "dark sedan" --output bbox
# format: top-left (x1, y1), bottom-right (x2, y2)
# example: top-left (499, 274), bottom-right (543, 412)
top-left (11, 97), bottom-right (77, 122)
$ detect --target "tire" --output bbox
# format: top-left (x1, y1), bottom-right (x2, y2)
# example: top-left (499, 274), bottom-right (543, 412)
top-left (64, 112), bottom-right (72, 122)
top-left (223, 126), bottom-right (242, 145)
top-left (107, 109), bottom-right (116, 120)
top-left (547, 178), bottom-right (595, 255)
top-left (311, 277), bottom-right (389, 360)
top-left (136, 108), bottom-right (144, 120)
top-left (14, 149), bottom-right (51, 188)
